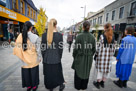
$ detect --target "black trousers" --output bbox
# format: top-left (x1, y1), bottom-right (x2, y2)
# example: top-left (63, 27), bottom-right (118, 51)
top-left (74, 71), bottom-right (89, 90)
top-left (21, 65), bottom-right (39, 88)
top-left (68, 41), bottom-right (72, 52)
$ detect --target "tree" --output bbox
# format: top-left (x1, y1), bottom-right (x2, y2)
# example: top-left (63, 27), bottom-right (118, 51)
top-left (35, 7), bottom-right (47, 37)
top-left (78, 25), bottom-right (82, 33)
top-left (94, 24), bottom-right (99, 41)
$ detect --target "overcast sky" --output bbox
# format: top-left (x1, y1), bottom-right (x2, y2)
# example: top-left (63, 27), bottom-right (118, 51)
top-left (32, 0), bottom-right (116, 29)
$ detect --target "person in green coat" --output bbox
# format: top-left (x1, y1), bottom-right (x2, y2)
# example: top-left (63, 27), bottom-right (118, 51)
top-left (72, 21), bottom-right (96, 90)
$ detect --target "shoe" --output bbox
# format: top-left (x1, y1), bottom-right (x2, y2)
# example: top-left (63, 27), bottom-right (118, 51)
top-left (32, 86), bottom-right (38, 91)
top-left (93, 81), bottom-right (100, 89)
top-left (59, 84), bottom-right (65, 91)
top-left (100, 81), bottom-right (104, 88)
top-left (27, 88), bottom-right (32, 91)
top-left (49, 89), bottom-right (53, 91)
top-left (123, 80), bottom-right (128, 88)
top-left (113, 79), bottom-right (123, 88)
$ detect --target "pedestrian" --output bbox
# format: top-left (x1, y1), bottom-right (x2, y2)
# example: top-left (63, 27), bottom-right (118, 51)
top-left (9, 29), bottom-right (14, 43)
top-left (13, 21), bottom-right (41, 91)
top-left (14, 31), bottom-right (19, 41)
top-left (72, 21), bottom-right (96, 90)
top-left (93, 23), bottom-right (115, 89)
top-left (41, 18), bottom-right (65, 91)
top-left (113, 27), bottom-right (136, 88)
top-left (67, 31), bottom-right (73, 52)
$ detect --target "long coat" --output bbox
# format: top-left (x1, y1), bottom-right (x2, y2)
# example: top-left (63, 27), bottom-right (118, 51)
top-left (95, 34), bottom-right (115, 73)
top-left (72, 31), bottom-right (96, 79)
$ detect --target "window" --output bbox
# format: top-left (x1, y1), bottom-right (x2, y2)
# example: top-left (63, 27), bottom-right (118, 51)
top-left (30, 8), bottom-right (33, 18)
top-left (33, 11), bottom-right (35, 20)
top-left (97, 17), bottom-right (100, 24)
top-left (33, 11), bottom-right (36, 20)
top-left (93, 18), bottom-right (97, 25)
top-left (27, 6), bottom-right (30, 17)
top-left (90, 20), bottom-right (92, 26)
top-left (98, 16), bottom-right (102, 24)
top-left (35, 12), bottom-right (37, 20)
top-left (112, 10), bottom-right (115, 20)
top-left (130, 1), bottom-right (136, 16)
top-left (119, 7), bottom-right (124, 19)
top-left (12, 0), bottom-right (18, 10)
top-left (106, 13), bottom-right (109, 22)
top-left (20, 0), bottom-right (25, 14)
top-left (100, 16), bottom-right (102, 24)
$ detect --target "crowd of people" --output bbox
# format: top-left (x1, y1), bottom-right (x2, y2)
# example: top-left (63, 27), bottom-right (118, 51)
top-left (13, 19), bottom-right (136, 91)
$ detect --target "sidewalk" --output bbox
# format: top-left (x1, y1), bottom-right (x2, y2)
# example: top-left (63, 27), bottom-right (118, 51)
top-left (0, 45), bottom-right (21, 82)
top-left (0, 44), bottom-right (136, 91)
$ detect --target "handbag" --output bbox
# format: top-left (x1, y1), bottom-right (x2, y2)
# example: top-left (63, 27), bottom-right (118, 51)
top-left (94, 54), bottom-right (97, 61)
top-left (114, 49), bottom-right (119, 57)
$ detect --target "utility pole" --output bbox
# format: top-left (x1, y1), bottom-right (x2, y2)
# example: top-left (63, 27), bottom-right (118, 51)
top-left (81, 5), bottom-right (86, 20)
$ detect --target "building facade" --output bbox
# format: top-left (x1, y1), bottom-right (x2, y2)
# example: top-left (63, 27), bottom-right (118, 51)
top-left (0, 0), bottom-right (38, 41)
top-left (104, 0), bottom-right (136, 42)
top-left (75, 0), bottom-right (136, 42)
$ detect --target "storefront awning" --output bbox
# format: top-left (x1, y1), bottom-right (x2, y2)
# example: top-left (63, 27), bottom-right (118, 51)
top-left (91, 26), bottom-right (104, 31)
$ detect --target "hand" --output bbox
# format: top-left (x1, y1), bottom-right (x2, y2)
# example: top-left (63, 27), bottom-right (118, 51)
top-left (116, 60), bottom-right (119, 61)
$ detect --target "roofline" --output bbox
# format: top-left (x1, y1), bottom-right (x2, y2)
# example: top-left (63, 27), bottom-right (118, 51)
top-left (24, 0), bottom-right (38, 11)
top-left (104, 0), bottom-right (118, 8)
top-left (87, 8), bottom-right (104, 19)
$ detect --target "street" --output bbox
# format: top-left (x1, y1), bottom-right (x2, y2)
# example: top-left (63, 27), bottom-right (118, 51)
top-left (0, 39), bottom-right (136, 91)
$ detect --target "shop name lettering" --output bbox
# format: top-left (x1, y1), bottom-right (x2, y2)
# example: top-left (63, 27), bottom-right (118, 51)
top-left (0, 6), bottom-right (17, 19)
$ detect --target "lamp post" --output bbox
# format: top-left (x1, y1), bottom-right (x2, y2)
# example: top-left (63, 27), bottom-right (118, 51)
top-left (81, 5), bottom-right (86, 20)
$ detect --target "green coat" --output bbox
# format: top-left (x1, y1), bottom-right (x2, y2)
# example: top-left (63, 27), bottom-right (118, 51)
top-left (72, 31), bottom-right (96, 79)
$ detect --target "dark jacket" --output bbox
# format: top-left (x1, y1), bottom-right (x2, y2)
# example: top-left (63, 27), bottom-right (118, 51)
top-left (41, 32), bottom-right (63, 64)
top-left (67, 34), bottom-right (73, 42)
top-left (72, 31), bottom-right (96, 79)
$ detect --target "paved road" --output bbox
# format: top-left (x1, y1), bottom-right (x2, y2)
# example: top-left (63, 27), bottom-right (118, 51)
top-left (0, 41), bottom-right (136, 91)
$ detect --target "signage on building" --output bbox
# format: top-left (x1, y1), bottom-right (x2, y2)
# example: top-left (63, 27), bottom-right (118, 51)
top-left (0, 5), bottom-right (30, 23)
top-left (0, 20), bottom-right (18, 24)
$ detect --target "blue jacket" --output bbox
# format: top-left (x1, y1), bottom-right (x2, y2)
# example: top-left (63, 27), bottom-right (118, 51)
top-left (116, 35), bottom-right (136, 64)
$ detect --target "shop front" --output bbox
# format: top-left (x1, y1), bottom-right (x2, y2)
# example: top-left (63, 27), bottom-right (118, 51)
top-left (0, 5), bottom-right (30, 41)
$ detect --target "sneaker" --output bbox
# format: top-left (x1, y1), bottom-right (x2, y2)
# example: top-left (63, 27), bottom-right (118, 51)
top-left (32, 86), bottom-right (38, 91)
top-left (100, 81), bottom-right (104, 88)
top-left (123, 80), bottom-right (128, 88)
top-left (113, 80), bottom-right (123, 88)
top-left (50, 89), bottom-right (53, 91)
top-left (93, 81), bottom-right (100, 89)
top-left (59, 84), bottom-right (65, 91)
top-left (27, 87), bottom-right (32, 91)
